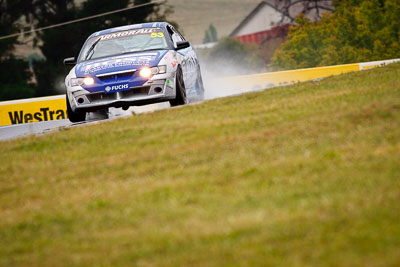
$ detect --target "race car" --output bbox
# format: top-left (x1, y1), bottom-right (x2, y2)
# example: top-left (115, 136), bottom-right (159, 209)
top-left (63, 22), bottom-right (204, 122)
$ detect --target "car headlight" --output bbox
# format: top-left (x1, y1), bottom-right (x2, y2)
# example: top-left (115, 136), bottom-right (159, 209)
top-left (139, 66), bottom-right (167, 78)
top-left (70, 77), bottom-right (95, 86)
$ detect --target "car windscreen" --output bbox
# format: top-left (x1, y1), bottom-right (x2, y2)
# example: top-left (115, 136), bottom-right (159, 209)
top-left (78, 28), bottom-right (169, 62)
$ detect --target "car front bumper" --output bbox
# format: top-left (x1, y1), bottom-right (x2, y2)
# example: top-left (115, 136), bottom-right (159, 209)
top-left (68, 78), bottom-right (176, 112)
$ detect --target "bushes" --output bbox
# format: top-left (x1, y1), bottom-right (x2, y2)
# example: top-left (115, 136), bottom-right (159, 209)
top-left (271, 0), bottom-right (400, 70)
top-left (0, 0), bottom-right (174, 101)
top-left (0, 56), bottom-right (35, 101)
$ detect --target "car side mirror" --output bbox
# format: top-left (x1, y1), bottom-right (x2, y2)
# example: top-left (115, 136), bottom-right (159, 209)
top-left (63, 57), bottom-right (76, 66)
top-left (176, 41), bottom-right (190, 50)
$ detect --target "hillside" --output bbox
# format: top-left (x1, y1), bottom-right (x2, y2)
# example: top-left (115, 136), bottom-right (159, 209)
top-left (1, 64), bottom-right (399, 266)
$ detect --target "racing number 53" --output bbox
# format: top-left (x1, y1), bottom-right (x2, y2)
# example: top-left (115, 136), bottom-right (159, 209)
top-left (151, 32), bottom-right (164, 38)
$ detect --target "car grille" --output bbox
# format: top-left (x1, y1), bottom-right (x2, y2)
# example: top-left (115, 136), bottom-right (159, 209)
top-left (86, 86), bottom-right (151, 103)
top-left (96, 71), bottom-right (136, 83)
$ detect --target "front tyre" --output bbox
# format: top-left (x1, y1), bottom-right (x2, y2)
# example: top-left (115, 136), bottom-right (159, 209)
top-left (66, 94), bottom-right (86, 123)
top-left (169, 67), bottom-right (187, 107)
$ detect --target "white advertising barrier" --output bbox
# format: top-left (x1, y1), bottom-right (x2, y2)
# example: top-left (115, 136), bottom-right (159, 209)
top-left (358, 59), bottom-right (400, 70)
top-left (0, 58), bottom-right (399, 126)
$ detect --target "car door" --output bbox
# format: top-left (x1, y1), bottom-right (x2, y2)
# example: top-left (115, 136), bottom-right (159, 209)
top-left (167, 25), bottom-right (197, 91)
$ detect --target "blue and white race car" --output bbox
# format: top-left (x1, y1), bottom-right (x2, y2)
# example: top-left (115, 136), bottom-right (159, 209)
top-left (64, 22), bottom-right (204, 122)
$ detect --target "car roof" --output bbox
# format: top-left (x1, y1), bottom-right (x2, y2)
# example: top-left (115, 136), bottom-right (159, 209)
top-left (88, 22), bottom-right (170, 39)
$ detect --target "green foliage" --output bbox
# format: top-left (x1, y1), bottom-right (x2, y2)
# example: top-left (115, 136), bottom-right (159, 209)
top-left (209, 23), bottom-right (217, 42)
top-left (32, 0), bottom-right (173, 63)
top-left (271, 0), bottom-right (400, 69)
top-left (0, 0), bottom-right (175, 101)
top-left (31, 0), bottom-right (171, 97)
top-left (0, 0), bottom-right (33, 57)
top-left (0, 56), bottom-right (35, 101)
top-left (203, 23), bottom-right (218, 43)
top-left (0, 0), bottom-right (36, 101)
top-left (203, 30), bottom-right (211, 43)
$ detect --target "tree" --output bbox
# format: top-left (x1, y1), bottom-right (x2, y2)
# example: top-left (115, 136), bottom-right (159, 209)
top-left (203, 30), bottom-right (211, 44)
top-left (203, 23), bottom-right (218, 44)
top-left (29, 0), bottom-right (173, 97)
top-left (0, 0), bottom-right (35, 101)
top-left (271, 0), bottom-right (334, 23)
top-left (209, 24), bottom-right (217, 42)
top-left (0, 55), bottom-right (35, 100)
top-left (0, 0), bottom-right (34, 56)
top-left (271, 0), bottom-right (400, 70)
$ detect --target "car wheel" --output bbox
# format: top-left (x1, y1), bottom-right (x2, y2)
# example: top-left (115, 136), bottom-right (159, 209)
top-left (169, 67), bottom-right (187, 107)
top-left (66, 94), bottom-right (86, 123)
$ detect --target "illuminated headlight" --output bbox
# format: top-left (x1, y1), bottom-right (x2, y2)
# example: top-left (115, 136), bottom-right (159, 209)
top-left (70, 77), bottom-right (95, 86)
top-left (139, 66), bottom-right (167, 78)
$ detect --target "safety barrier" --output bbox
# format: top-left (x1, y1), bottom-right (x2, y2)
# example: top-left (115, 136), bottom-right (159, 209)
top-left (0, 95), bottom-right (67, 126)
top-left (0, 58), bottom-right (399, 126)
top-left (213, 58), bottom-right (400, 94)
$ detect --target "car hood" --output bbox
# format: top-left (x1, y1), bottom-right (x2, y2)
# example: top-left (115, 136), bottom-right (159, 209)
top-left (75, 50), bottom-right (169, 77)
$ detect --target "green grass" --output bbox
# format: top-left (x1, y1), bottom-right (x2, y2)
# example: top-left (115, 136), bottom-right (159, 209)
top-left (1, 63), bottom-right (400, 266)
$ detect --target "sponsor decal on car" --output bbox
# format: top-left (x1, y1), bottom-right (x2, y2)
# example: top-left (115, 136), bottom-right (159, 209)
top-left (171, 59), bottom-right (178, 67)
top-left (83, 57), bottom-right (156, 74)
top-left (99, 28), bottom-right (157, 41)
top-left (151, 32), bottom-right (164, 38)
top-left (104, 84), bottom-right (130, 93)
top-left (80, 53), bottom-right (158, 74)
top-left (166, 79), bottom-right (174, 88)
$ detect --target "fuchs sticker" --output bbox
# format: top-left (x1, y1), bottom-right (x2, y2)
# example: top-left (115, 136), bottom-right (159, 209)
top-left (104, 84), bottom-right (129, 93)
top-left (99, 28), bottom-right (157, 41)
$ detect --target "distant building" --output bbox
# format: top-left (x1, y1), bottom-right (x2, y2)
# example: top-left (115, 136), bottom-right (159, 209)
top-left (230, 0), bottom-right (332, 63)
top-left (232, 25), bottom-right (290, 45)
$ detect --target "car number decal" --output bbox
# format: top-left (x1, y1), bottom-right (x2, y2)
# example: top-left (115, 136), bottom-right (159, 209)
top-left (151, 32), bottom-right (164, 38)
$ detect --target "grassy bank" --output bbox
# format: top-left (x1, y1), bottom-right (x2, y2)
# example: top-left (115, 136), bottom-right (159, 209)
top-left (0, 63), bottom-right (399, 266)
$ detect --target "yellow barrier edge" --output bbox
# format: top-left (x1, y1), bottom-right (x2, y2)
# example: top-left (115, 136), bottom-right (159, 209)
top-left (0, 96), bottom-right (67, 126)
top-left (218, 63), bottom-right (360, 89)
top-left (1, 59), bottom-right (398, 126)
top-left (214, 58), bottom-right (399, 93)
